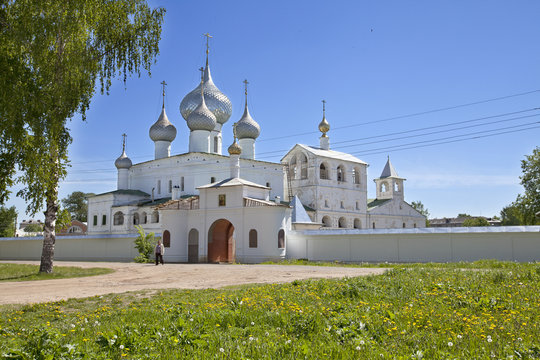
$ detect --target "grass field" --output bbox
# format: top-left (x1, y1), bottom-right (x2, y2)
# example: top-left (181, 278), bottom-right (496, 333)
top-left (1, 261), bottom-right (539, 359)
top-left (0, 263), bottom-right (114, 282)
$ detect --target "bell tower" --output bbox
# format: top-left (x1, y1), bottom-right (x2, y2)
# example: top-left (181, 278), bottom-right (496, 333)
top-left (374, 157), bottom-right (404, 200)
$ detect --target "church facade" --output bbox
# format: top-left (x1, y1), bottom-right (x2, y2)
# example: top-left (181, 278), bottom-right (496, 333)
top-left (87, 42), bottom-right (425, 263)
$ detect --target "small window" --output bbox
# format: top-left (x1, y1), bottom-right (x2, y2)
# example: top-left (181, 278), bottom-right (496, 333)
top-left (102, 215), bottom-right (107, 225)
top-left (403, 223), bottom-right (406, 228)
top-left (151, 211), bottom-right (159, 223)
top-left (266, 182), bottom-right (270, 188)
top-left (168, 180), bottom-right (172, 193)
top-left (157, 180), bottom-right (161, 195)
top-left (372, 222), bottom-right (376, 229)
top-left (249, 229), bottom-right (258, 248)
top-left (181, 176), bottom-right (185, 191)
top-left (340, 201), bottom-right (344, 209)
top-left (278, 229), bottom-right (285, 248)
top-left (163, 230), bottom-right (171, 248)
top-left (218, 194), bottom-right (226, 206)
top-left (320, 163), bottom-right (328, 180)
top-left (337, 165), bottom-right (345, 182)
top-left (395, 182), bottom-right (399, 192)
top-left (300, 154), bottom-right (308, 179)
top-left (211, 177), bottom-right (216, 183)
top-left (93, 215), bottom-right (97, 226)
top-left (133, 213), bottom-right (140, 225)
top-left (355, 201), bottom-right (359, 210)
top-left (353, 167), bottom-right (360, 184)
top-left (414, 223), bottom-right (417, 228)
top-left (324, 200), bottom-right (329, 208)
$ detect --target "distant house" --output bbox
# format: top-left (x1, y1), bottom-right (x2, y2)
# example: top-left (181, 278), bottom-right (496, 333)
top-left (19, 219), bottom-right (43, 230)
top-left (429, 216), bottom-right (501, 227)
top-left (56, 220), bottom-right (88, 236)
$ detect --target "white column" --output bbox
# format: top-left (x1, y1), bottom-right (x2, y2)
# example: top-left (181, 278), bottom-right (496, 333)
top-left (154, 141), bottom-right (171, 159)
top-left (319, 136), bottom-right (329, 150)
top-left (189, 130), bottom-right (211, 153)
top-left (238, 138), bottom-right (255, 159)
top-left (230, 154), bottom-right (240, 178)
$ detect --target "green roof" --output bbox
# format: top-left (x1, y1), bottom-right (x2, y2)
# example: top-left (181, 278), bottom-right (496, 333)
top-left (90, 189), bottom-right (150, 198)
top-left (280, 201), bottom-right (315, 212)
top-left (367, 198), bottom-right (391, 210)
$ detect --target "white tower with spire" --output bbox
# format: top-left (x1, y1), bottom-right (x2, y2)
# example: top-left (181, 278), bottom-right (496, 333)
top-left (149, 81), bottom-right (177, 159)
top-left (319, 100), bottom-right (330, 150)
top-left (180, 33), bottom-right (232, 154)
top-left (374, 156), bottom-right (405, 200)
top-left (236, 79), bottom-right (261, 160)
top-left (114, 133), bottom-right (132, 190)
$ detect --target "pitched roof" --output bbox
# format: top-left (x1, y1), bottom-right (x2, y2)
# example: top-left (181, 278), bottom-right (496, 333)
top-left (379, 157), bottom-right (403, 179)
top-left (90, 189), bottom-right (150, 198)
top-left (367, 198), bottom-right (391, 210)
top-left (197, 177), bottom-right (269, 190)
top-left (291, 195), bottom-right (313, 223)
top-left (281, 144), bottom-right (367, 165)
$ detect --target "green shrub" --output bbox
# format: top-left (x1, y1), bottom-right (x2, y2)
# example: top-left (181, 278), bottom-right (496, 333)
top-left (133, 225), bottom-right (157, 263)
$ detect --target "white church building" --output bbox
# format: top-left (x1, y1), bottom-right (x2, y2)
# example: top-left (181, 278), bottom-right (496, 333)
top-left (86, 43), bottom-right (426, 263)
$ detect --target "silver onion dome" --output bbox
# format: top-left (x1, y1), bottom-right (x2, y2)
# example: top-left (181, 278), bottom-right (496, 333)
top-left (236, 101), bottom-right (260, 140)
top-left (149, 106), bottom-right (177, 142)
top-left (180, 65), bottom-right (232, 125)
top-left (115, 149), bottom-right (132, 169)
top-left (186, 92), bottom-right (217, 131)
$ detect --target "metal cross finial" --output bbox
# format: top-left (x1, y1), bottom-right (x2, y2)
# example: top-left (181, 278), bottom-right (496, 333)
top-left (121, 133), bottom-right (127, 152)
top-left (243, 79), bottom-right (249, 95)
top-left (160, 80), bottom-right (167, 107)
top-left (233, 122), bottom-right (237, 140)
top-left (199, 67), bottom-right (204, 83)
top-left (322, 100), bottom-right (326, 115)
top-left (203, 33), bottom-right (212, 55)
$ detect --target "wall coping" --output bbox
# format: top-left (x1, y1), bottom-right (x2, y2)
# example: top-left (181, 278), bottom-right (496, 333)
top-left (293, 226), bottom-right (540, 236)
top-left (0, 233), bottom-right (162, 242)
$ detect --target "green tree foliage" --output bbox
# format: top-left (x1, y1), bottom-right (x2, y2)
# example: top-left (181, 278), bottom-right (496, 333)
top-left (0, 0), bottom-right (165, 273)
top-left (23, 223), bottom-right (43, 232)
top-left (457, 213), bottom-right (472, 218)
top-left (410, 201), bottom-right (430, 227)
top-left (462, 217), bottom-right (490, 227)
top-left (55, 208), bottom-right (72, 232)
top-left (133, 225), bottom-right (157, 263)
top-left (61, 191), bottom-right (94, 222)
top-left (0, 205), bottom-right (17, 237)
top-left (500, 203), bottom-right (522, 225)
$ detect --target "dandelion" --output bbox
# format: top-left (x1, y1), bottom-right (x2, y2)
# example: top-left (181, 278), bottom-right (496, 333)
top-left (249, 337), bottom-right (254, 341)
top-left (457, 335), bottom-right (462, 339)
top-left (356, 346), bottom-right (361, 350)
top-left (487, 337), bottom-right (492, 343)
top-left (286, 339), bottom-right (292, 344)
top-left (219, 348), bottom-right (225, 353)
top-left (448, 342), bottom-right (453, 347)
top-left (119, 345), bottom-right (124, 349)
top-left (251, 321), bottom-right (255, 326)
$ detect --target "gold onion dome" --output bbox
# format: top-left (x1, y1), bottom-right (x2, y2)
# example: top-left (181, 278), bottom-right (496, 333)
top-left (235, 80), bottom-right (261, 140)
top-left (228, 139), bottom-right (242, 155)
top-left (149, 105), bottom-right (177, 142)
top-left (180, 63), bottom-right (232, 125)
top-left (318, 100), bottom-right (330, 136)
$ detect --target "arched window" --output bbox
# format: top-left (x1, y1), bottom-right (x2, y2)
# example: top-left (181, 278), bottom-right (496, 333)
top-left (395, 182), bottom-right (400, 192)
top-left (322, 216), bottom-right (332, 227)
top-left (141, 212), bottom-right (147, 224)
top-left (338, 217), bottom-right (347, 228)
top-left (133, 213), bottom-right (140, 225)
top-left (151, 211), bottom-right (159, 223)
top-left (380, 182), bottom-right (388, 192)
top-left (354, 218), bottom-right (361, 229)
top-left (300, 154), bottom-right (308, 179)
top-left (289, 156), bottom-right (297, 179)
top-left (214, 136), bottom-right (218, 153)
top-left (337, 165), bottom-right (345, 182)
top-left (353, 167), bottom-right (360, 184)
top-left (113, 211), bottom-right (124, 226)
top-left (249, 229), bottom-right (258, 248)
top-left (163, 230), bottom-right (170, 247)
top-left (320, 163), bottom-right (328, 180)
top-left (277, 229), bottom-right (285, 248)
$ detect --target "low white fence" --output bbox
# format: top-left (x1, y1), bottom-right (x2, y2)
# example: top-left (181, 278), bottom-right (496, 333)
top-left (286, 226), bottom-right (540, 263)
top-left (0, 234), bottom-right (143, 262)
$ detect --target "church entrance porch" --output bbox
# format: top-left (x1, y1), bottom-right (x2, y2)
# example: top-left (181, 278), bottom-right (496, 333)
top-left (208, 219), bottom-right (234, 263)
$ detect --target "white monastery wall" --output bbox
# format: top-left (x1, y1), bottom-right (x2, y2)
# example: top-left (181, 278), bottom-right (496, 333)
top-left (286, 226), bottom-right (540, 262)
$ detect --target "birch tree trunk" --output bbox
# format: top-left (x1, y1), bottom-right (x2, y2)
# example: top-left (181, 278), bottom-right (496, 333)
top-left (39, 189), bottom-right (58, 273)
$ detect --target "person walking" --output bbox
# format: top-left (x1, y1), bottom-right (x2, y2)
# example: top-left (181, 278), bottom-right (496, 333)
top-left (155, 239), bottom-right (164, 265)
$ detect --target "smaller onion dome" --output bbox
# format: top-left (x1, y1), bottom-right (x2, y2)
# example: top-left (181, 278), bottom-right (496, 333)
top-left (318, 100), bottom-right (330, 137)
top-left (149, 106), bottom-right (177, 142)
top-left (186, 85), bottom-right (217, 131)
top-left (235, 80), bottom-right (260, 140)
top-left (228, 136), bottom-right (242, 155)
top-left (115, 135), bottom-right (132, 169)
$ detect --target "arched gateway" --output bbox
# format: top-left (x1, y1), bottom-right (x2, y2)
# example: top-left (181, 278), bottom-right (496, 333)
top-left (208, 219), bottom-right (234, 263)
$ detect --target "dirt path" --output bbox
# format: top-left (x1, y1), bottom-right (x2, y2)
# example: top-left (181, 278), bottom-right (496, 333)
top-left (0, 261), bottom-right (387, 305)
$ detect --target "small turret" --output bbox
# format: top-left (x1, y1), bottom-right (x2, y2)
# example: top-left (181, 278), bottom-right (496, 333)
top-left (228, 123), bottom-right (242, 178)
top-left (149, 81), bottom-right (177, 159)
top-left (115, 134), bottom-right (132, 190)
top-left (236, 80), bottom-right (260, 159)
top-left (319, 100), bottom-right (330, 150)
top-left (374, 156), bottom-right (405, 200)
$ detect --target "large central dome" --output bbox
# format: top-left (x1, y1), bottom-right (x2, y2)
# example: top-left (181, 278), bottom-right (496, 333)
top-left (180, 64), bottom-right (232, 125)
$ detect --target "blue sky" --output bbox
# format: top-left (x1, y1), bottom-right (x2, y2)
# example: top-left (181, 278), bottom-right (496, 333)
top-left (6, 0), bottom-right (540, 221)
